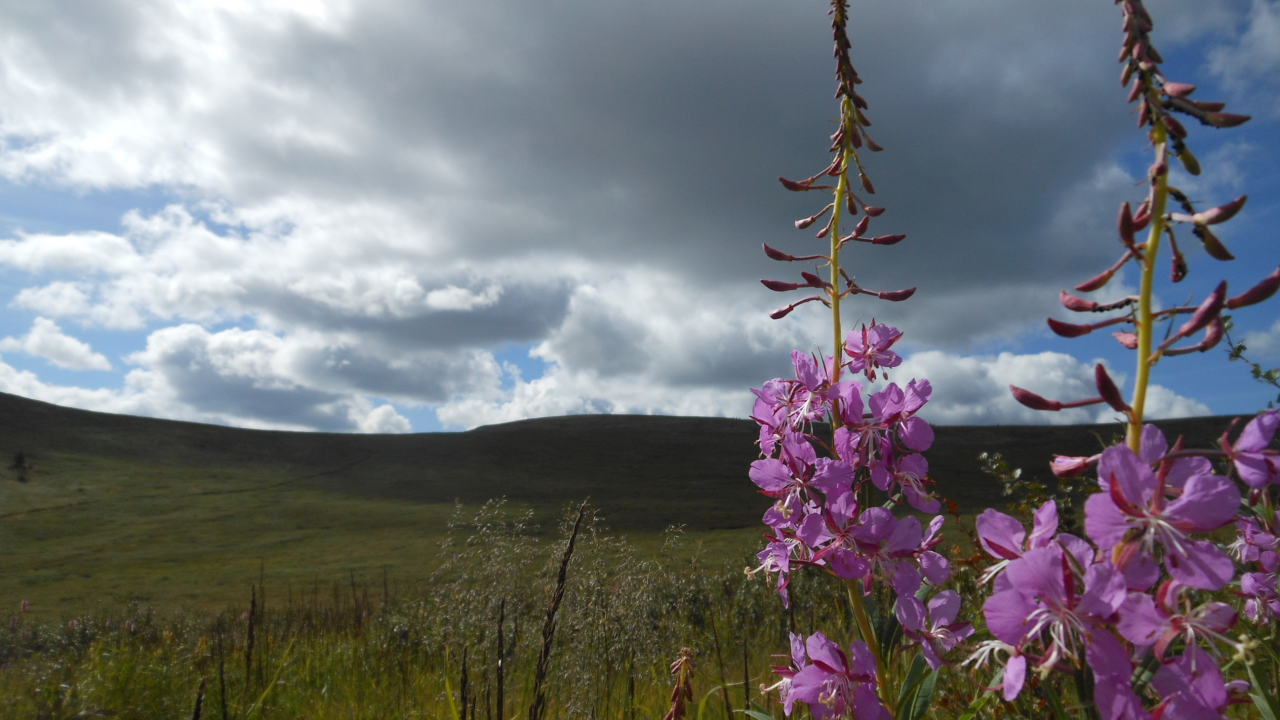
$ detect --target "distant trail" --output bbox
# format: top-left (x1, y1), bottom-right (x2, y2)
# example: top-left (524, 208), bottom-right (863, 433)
top-left (0, 445), bottom-right (376, 519)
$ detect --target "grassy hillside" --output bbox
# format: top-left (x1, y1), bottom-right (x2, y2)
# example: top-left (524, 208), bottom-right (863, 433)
top-left (0, 390), bottom-right (1246, 614)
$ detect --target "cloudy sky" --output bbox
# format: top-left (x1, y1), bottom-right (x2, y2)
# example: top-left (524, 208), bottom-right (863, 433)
top-left (0, 0), bottom-right (1276, 433)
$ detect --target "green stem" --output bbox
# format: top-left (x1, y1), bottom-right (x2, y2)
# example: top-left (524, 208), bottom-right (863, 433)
top-left (845, 579), bottom-right (892, 715)
top-left (1127, 123), bottom-right (1169, 453)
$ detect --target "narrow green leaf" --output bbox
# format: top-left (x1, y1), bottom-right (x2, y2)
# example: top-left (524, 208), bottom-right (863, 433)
top-left (907, 670), bottom-right (938, 720)
top-left (1040, 680), bottom-right (1072, 720)
top-left (734, 711), bottom-right (780, 720)
top-left (1247, 663), bottom-right (1280, 720)
top-left (956, 692), bottom-right (995, 720)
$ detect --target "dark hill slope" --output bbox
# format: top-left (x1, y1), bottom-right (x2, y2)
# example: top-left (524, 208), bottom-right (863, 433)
top-left (0, 391), bottom-right (1250, 531)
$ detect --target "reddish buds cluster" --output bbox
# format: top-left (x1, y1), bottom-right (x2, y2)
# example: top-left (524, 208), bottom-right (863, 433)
top-left (1009, 363), bottom-right (1130, 415)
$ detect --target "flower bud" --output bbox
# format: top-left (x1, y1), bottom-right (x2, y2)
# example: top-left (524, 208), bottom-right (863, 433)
top-left (852, 216), bottom-right (870, 237)
top-left (1202, 112), bottom-right (1250, 128)
top-left (1192, 195), bottom-right (1247, 226)
top-left (1177, 149), bottom-right (1201, 176)
top-left (761, 279), bottom-right (800, 292)
top-left (1164, 318), bottom-right (1225, 356)
top-left (860, 173), bottom-right (875, 194)
top-left (800, 271), bottom-right (831, 289)
top-left (795, 203), bottom-right (833, 230)
top-left (1163, 81), bottom-right (1196, 97)
top-left (1095, 363), bottom-right (1131, 413)
top-left (1126, 79), bottom-right (1142, 103)
top-left (1112, 331), bottom-right (1138, 349)
top-left (1060, 290), bottom-right (1098, 312)
top-left (1047, 317), bottom-right (1093, 337)
top-left (869, 234), bottom-right (906, 245)
top-left (1051, 454), bottom-right (1099, 478)
top-left (763, 244), bottom-right (795, 262)
top-left (1010, 385), bottom-right (1063, 412)
top-left (1225, 266), bottom-right (1280, 309)
top-left (863, 205), bottom-right (885, 217)
top-left (1175, 281), bottom-right (1227, 339)
top-left (769, 305), bottom-right (795, 320)
top-left (1118, 201), bottom-right (1135, 246)
top-left (1193, 225), bottom-right (1235, 261)
top-left (877, 287), bottom-right (916, 301)
top-left (864, 135), bottom-right (883, 152)
top-left (1191, 100), bottom-right (1225, 113)
top-left (1132, 199), bottom-right (1152, 231)
top-left (1076, 267), bottom-right (1119, 292)
top-left (1162, 115), bottom-right (1187, 139)
top-left (778, 177), bottom-right (809, 192)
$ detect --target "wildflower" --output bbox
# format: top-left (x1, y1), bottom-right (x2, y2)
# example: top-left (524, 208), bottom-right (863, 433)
top-left (789, 632), bottom-right (888, 720)
top-left (869, 446), bottom-right (938, 513)
top-left (765, 633), bottom-right (809, 717)
top-left (1241, 572), bottom-right (1280, 624)
top-left (974, 500), bottom-right (1061, 584)
top-left (1084, 442), bottom-right (1240, 590)
top-left (1151, 645), bottom-right (1247, 720)
top-left (1225, 409), bottom-right (1280, 488)
top-left (1086, 629), bottom-right (1149, 720)
top-left (843, 322), bottom-right (902, 381)
top-left (799, 492), bottom-right (870, 580)
top-left (895, 589), bottom-right (973, 670)
top-left (1115, 580), bottom-right (1237, 658)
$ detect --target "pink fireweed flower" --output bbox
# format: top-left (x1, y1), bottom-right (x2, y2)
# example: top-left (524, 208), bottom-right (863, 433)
top-left (798, 492), bottom-right (870, 580)
top-left (981, 546), bottom-right (1127, 698)
top-left (1084, 442), bottom-right (1240, 590)
top-left (751, 433), bottom-right (855, 529)
top-left (1229, 510), bottom-right (1278, 572)
top-left (764, 633), bottom-right (809, 717)
top-left (1225, 408), bottom-right (1280, 489)
top-left (1240, 572), bottom-right (1280, 624)
top-left (748, 528), bottom-right (804, 608)
top-left (848, 509), bottom-right (949, 596)
top-left (843, 322), bottom-right (902, 381)
top-left (1151, 645), bottom-right (1248, 720)
top-left (834, 379), bottom-right (933, 466)
top-left (789, 633), bottom-right (888, 720)
top-left (895, 590), bottom-right (974, 670)
top-left (869, 446), bottom-right (938, 513)
top-left (1115, 579), bottom-right (1238, 658)
top-left (1086, 629), bottom-right (1149, 720)
top-left (975, 500), bottom-right (1061, 584)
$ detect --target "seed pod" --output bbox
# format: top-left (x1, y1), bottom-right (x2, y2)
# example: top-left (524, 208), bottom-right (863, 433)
top-left (1225, 266), bottom-right (1280, 309)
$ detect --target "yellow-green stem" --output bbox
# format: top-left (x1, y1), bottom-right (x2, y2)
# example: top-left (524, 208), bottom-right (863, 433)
top-left (1127, 123), bottom-right (1170, 453)
top-left (845, 579), bottom-right (893, 714)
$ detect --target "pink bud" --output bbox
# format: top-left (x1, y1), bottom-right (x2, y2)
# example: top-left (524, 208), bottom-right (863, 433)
top-left (1060, 290), bottom-right (1098, 312)
top-left (1117, 201), bottom-right (1135, 247)
top-left (1191, 100), bottom-right (1225, 113)
top-left (1051, 454), bottom-right (1099, 478)
top-left (795, 203), bottom-right (833, 230)
top-left (863, 206), bottom-right (886, 217)
top-left (769, 305), bottom-right (794, 320)
top-left (1162, 115), bottom-right (1187, 139)
top-left (1076, 267), bottom-right (1118, 293)
top-left (1202, 112), bottom-right (1250, 128)
top-left (1163, 81), bottom-right (1196, 97)
top-left (1192, 195), bottom-right (1247, 226)
top-left (877, 287), bottom-right (915, 302)
top-left (1112, 331), bottom-right (1138, 349)
top-left (852, 216), bottom-right (870, 237)
top-left (864, 136), bottom-right (883, 152)
top-left (1175, 281), bottom-right (1227, 339)
top-left (762, 244), bottom-right (794, 262)
top-left (1194, 225), bottom-right (1235, 261)
top-left (860, 173), bottom-right (875, 194)
top-left (1132, 199), bottom-right (1152, 230)
top-left (869, 234), bottom-right (906, 245)
top-left (1010, 385), bottom-right (1063, 412)
top-left (1165, 318), bottom-right (1225, 356)
top-left (1226, 266), bottom-right (1280, 309)
top-left (1047, 317), bottom-right (1092, 337)
top-left (761, 279), bottom-right (800, 292)
top-left (1095, 364), bottom-right (1130, 413)
top-left (800, 271), bottom-right (831, 289)
top-left (778, 177), bottom-right (809, 192)
top-left (1126, 79), bottom-right (1142, 103)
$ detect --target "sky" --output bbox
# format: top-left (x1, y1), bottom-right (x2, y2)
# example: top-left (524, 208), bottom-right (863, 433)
top-left (0, 0), bottom-right (1276, 433)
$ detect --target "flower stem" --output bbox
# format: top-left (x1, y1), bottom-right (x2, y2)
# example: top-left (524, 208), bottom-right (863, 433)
top-left (1127, 123), bottom-right (1170, 453)
top-left (845, 578), bottom-right (893, 714)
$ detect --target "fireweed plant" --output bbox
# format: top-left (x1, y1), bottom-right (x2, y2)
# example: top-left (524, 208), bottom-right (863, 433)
top-left (749, 2), bottom-right (1280, 720)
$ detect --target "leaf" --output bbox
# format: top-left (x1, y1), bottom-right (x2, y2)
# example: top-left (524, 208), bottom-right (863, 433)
top-left (1247, 662), bottom-right (1280, 720)
top-left (895, 654), bottom-right (937, 720)
top-left (735, 711), bottom-right (780, 720)
top-left (956, 692), bottom-right (995, 720)
top-left (1040, 680), bottom-right (1072, 720)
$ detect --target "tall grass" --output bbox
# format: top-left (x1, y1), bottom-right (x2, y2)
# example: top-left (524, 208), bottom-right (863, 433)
top-left (0, 500), bottom-right (854, 720)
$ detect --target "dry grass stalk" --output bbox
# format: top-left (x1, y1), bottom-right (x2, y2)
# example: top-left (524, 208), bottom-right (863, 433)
top-left (527, 500), bottom-right (588, 720)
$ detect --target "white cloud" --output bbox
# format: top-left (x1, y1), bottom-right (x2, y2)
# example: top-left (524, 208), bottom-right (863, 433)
top-left (1209, 0), bottom-right (1280, 116)
top-left (1243, 317), bottom-right (1280, 361)
top-left (0, 317), bottom-right (111, 371)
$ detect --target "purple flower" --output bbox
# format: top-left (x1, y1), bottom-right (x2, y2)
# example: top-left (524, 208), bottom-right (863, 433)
top-left (748, 528), bottom-right (803, 607)
top-left (982, 546), bottom-right (1126, 694)
top-left (896, 590), bottom-right (974, 670)
top-left (1086, 629), bottom-right (1150, 720)
top-left (974, 500), bottom-right (1060, 583)
top-left (1084, 442), bottom-right (1240, 590)
top-left (1230, 510), bottom-right (1278, 571)
top-left (1115, 580), bottom-right (1236, 658)
top-left (847, 508), bottom-right (948, 594)
top-left (751, 433), bottom-right (854, 529)
top-left (789, 632), bottom-right (887, 720)
top-left (843, 322), bottom-right (902, 381)
top-left (765, 633), bottom-right (809, 716)
top-left (870, 449), bottom-right (938, 513)
top-left (799, 492), bottom-right (871, 580)
top-left (1227, 409), bottom-right (1280, 488)
top-left (1241, 572), bottom-right (1280, 624)
top-left (1151, 645), bottom-right (1243, 720)
top-left (834, 379), bottom-right (933, 466)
